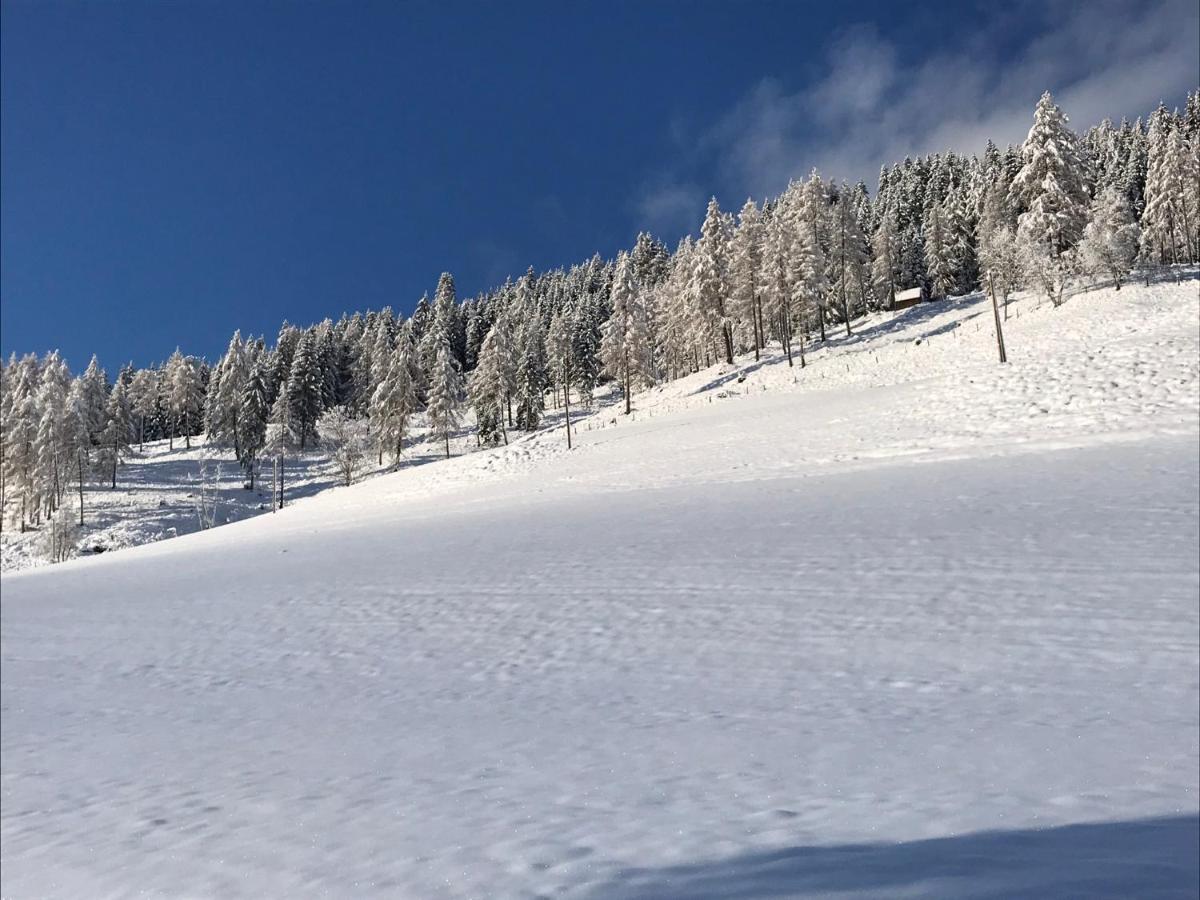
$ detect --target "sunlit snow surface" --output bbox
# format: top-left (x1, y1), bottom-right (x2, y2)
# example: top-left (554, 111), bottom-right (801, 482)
top-left (3, 275), bottom-right (1198, 897)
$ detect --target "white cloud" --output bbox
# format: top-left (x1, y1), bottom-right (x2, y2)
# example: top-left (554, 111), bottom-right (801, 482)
top-left (642, 0), bottom-right (1198, 218)
top-left (635, 181), bottom-right (706, 238)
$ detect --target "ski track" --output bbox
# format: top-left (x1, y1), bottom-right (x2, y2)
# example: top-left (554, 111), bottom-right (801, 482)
top-left (2, 274), bottom-right (1199, 898)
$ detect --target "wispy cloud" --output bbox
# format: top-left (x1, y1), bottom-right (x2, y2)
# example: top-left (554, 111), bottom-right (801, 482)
top-left (634, 181), bottom-right (706, 239)
top-left (636, 0), bottom-right (1198, 228)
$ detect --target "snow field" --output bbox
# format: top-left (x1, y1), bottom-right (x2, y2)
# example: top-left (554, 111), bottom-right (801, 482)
top-left (2, 272), bottom-right (1198, 898)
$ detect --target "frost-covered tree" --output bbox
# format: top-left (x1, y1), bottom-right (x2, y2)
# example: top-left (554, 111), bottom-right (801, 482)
top-left (759, 206), bottom-right (797, 365)
top-left (1010, 92), bottom-right (1090, 259)
top-left (469, 325), bottom-right (509, 446)
top-left (165, 350), bottom-right (204, 449)
top-left (829, 183), bottom-right (869, 332)
top-left (128, 368), bottom-right (159, 451)
top-left (1079, 187), bottom-right (1141, 289)
top-left (369, 344), bottom-right (419, 462)
top-left (924, 202), bottom-right (956, 297)
top-left (1140, 111), bottom-right (1199, 265)
top-left (546, 310), bottom-right (575, 447)
top-left (78, 354), bottom-right (109, 444)
top-left (96, 378), bottom-right (133, 489)
top-left (318, 407), bottom-right (370, 486)
top-left (3, 357), bottom-right (41, 529)
top-left (730, 199), bottom-right (765, 358)
top-left (286, 330), bottom-right (324, 450)
top-left (514, 316), bottom-right (547, 431)
top-left (692, 198), bottom-right (734, 364)
top-left (425, 343), bottom-right (463, 458)
top-left (209, 330), bottom-right (248, 458)
top-left (787, 176), bottom-right (830, 344)
top-left (601, 252), bottom-right (654, 414)
top-left (238, 360), bottom-right (270, 489)
top-left (871, 212), bottom-right (901, 309)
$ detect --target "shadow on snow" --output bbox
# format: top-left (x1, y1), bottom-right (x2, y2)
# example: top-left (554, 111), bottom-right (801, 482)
top-left (589, 814), bottom-right (1199, 899)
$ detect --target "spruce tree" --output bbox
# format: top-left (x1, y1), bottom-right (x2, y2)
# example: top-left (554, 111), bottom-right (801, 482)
top-left (600, 252), bottom-right (653, 414)
top-left (369, 344), bottom-right (419, 462)
top-left (1010, 91), bottom-right (1089, 257)
top-left (238, 360), bottom-right (270, 488)
top-left (425, 343), bottom-right (462, 459)
top-left (730, 199), bottom-right (765, 359)
top-left (468, 326), bottom-right (509, 446)
top-left (286, 330), bottom-right (324, 451)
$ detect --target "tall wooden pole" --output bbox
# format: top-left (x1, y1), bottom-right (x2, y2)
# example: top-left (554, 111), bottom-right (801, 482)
top-left (987, 271), bottom-right (1008, 364)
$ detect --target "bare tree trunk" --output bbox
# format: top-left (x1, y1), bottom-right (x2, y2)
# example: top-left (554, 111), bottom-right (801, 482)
top-left (77, 452), bottom-right (85, 526)
top-left (987, 271), bottom-right (1008, 364)
top-left (444, 431), bottom-right (450, 459)
top-left (624, 348), bottom-right (631, 414)
top-left (563, 380), bottom-right (572, 450)
top-left (781, 310), bottom-right (793, 367)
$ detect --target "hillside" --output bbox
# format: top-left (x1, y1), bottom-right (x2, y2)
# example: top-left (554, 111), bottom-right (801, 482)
top-left (2, 274), bottom-right (1198, 898)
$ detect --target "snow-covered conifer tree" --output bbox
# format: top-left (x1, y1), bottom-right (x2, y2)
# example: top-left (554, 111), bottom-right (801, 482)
top-left (97, 378), bottom-right (133, 489)
top-left (468, 325), bottom-right (509, 446)
top-left (425, 343), bottom-right (462, 459)
top-left (166, 350), bottom-right (204, 449)
top-left (238, 360), bottom-right (270, 488)
top-left (369, 344), bottom-right (419, 462)
top-left (600, 252), bottom-right (653, 414)
top-left (1010, 92), bottom-right (1089, 259)
top-left (924, 202), bottom-right (956, 297)
top-left (691, 198), bottom-right (733, 364)
top-left (1140, 111), bottom-right (1199, 265)
top-left (79, 354), bottom-right (109, 445)
top-left (128, 368), bottom-right (159, 451)
top-left (286, 330), bottom-right (324, 450)
top-left (871, 212), bottom-right (901, 309)
top-left (730, 199), bottom-right (765, 359)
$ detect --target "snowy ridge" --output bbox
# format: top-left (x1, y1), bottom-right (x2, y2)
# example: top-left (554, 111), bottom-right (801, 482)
top-left (2, 274), bottom-right (1198, 899)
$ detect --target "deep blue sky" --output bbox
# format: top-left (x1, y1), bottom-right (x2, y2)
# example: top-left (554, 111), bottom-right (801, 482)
top-left (3, 0), bottom-right (1196, 370)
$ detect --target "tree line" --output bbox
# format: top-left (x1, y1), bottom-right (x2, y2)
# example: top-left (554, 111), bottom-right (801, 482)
top-left (3, 89), bottom-right (1198, 549)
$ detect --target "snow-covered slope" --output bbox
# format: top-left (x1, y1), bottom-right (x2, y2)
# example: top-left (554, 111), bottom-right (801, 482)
top-left (2, 275), bottom-right (1198, 898)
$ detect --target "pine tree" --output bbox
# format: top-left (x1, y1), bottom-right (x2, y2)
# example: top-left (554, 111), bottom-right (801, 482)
top-left (600, 252), bottom-right (654, 414)
top-left (871, 212), bottom-right (901, 309)
top-left (238, 360), bottom-right (270, 488)
top-left (468, 325), bottom-right (510, 446)
top-left (97, 378), bottom-right (133, 489)
top-left (546, 310), bottom-right (575, 447)
top-left (425, 343), bottom-right (462, 459)
top-left (692, 198), bottom-right (734, 364)
top-left (79, 354), bottom-right (109, 445)
top-left (514, 316), bottom-right (547, 431)
top-left (1141, 111), bottom-right (1199, 265)
top-left (128, 368), bottom-right (159, 451)
top-left (210, 330), bottom-right (248, 458)
top-left (166, 350), bottom-right (204, 449)
top-left (286, 330), bottom-right (324, 451)
top-left (829, 182), bottom-right (869, 333)
top-left (924, 201), bottom-right (956, 297)
top-left (730, 199), bottom-right (765, 359)
top-left (1010, 91), bottom-right (1089, 258)
top-left (369, 344), bottom-right (419, 462)
top-left (759, 207), bottom-right (795, 365)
